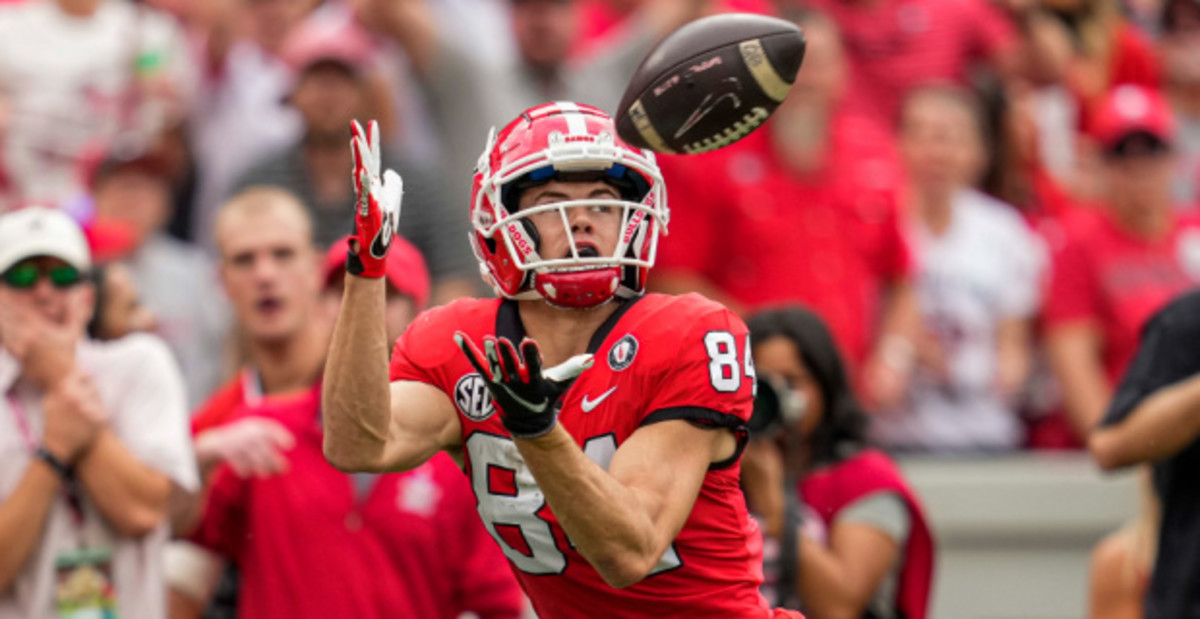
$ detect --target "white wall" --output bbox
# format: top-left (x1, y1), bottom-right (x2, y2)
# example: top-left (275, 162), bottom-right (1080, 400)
top-left (900, 454), bottom-right (1141, 619)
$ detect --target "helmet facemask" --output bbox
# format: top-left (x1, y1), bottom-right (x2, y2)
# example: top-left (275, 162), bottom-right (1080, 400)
top-left (472, 126), bottom-right (668, 309)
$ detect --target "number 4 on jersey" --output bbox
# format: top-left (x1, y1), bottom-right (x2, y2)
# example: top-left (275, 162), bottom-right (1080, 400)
top-left (703, 331), bottom-right (755, 393)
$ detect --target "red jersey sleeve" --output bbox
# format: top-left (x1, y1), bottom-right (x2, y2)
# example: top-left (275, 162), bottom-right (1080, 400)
top-left (638, 300), bottom-right (755, 451)
top-left (1043, 229), bottom-right (1101, 329)
top-left (389, 300), bottom-right (498, 386)
top-left (188, 465), bottom-right (249, 560)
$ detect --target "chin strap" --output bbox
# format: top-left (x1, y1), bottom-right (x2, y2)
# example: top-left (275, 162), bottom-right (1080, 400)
top-left (534, 267), bottom-right (621, 309)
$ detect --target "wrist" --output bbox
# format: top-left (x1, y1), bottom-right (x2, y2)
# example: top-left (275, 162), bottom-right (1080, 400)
top-left (193, 431), bottom-right (224, 471)
top-left (35, 444), bottom-right (76, 480)
top-left (505, 414), bottom-right (560, 440)
top-left (509, 417), bottom-right (562, 443)
top-left (346, 250), bottom-right (387, 278)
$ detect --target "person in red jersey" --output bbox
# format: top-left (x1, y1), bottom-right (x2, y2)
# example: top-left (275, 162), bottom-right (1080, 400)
top-left (650, 11), bottom-right (920, 411)
top-left (1045, 85), bottom-right (1200, 442)
top-left (323, 106), bottom-right (805, 618)
top-left (168, 188), bottom-right (524, 619)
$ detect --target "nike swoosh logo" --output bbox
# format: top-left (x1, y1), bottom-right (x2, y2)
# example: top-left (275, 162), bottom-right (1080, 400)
top-left (370, 213), bottom-right (394, 259)
top-left (674, 77), bottom-right (743, 139)
top-left (581, 386), bottom-right (617, 413)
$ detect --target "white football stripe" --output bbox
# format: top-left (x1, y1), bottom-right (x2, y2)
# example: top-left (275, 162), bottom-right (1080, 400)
top-left (556, 101), bottom-right (589, 136)
top-left (739, 39), bottom-right (792, 102)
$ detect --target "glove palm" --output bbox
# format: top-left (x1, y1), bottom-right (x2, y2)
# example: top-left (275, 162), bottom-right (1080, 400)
top-left (455, 333), bottom-right (593, 438)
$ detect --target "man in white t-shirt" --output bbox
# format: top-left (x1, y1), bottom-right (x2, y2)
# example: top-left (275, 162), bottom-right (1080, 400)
top-left (872, 86), bottom-right (1046, 452)
top-left (0, 0), bottom-right (195, 211)
top-left (0, 207), bottom-right (198, 618)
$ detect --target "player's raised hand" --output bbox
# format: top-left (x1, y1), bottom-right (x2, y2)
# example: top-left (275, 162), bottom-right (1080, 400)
top-left (455, 332), bottom-right (593, 439)
top-left (347, 119), bottom-right (404, 278)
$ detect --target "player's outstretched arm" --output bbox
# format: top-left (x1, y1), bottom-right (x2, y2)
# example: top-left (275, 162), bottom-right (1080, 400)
top-left (323, 120), bottom-right (458, 473)
top-left (519, 420), bottom-right (734, 589)
top-left (324, 276), bottom-right (460, 472)
top-left (456, 333), bottom-right (738, 588)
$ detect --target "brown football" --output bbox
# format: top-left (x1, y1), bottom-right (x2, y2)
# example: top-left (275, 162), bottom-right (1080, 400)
top-left (615, 13), bottom-right (806, 155)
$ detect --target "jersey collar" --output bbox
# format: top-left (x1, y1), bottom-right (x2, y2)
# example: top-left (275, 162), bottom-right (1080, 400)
top-left (495, 294), bottom-right (644, 356)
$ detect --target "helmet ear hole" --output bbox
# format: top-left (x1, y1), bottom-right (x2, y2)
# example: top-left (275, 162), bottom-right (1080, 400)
top-left (620, 263), bottom-right (638, 289)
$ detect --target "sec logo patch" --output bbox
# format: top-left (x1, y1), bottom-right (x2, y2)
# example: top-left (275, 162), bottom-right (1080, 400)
top-left (455, 373), bottom-right (495, 421)
top-left (608, 335), bottom-right (639, 371)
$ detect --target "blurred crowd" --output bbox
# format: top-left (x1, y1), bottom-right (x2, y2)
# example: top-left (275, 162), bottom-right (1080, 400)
top-left (0, 0), bottom-right (1198, 617)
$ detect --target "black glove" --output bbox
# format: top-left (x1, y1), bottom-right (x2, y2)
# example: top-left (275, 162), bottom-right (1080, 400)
top-left (455, 333), bottom-right (592, 439)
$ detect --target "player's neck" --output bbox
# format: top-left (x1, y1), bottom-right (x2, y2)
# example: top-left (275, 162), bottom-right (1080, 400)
top-left (250, 320), bottom-right (329, 395)
top-left (1112, 201), bottom-right (1172, 241)
top-left (518, 299), bottom-right (620, 368)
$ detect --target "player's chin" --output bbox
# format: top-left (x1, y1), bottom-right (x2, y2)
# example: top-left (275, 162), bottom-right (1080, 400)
top-left (249, 319), bottom-right (301, 345)
top-left (248, 306), bottom-right (299, 339)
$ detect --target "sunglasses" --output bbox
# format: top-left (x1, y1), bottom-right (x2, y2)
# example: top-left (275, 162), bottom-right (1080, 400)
top-left (1, 263), bottom-right (85, 289)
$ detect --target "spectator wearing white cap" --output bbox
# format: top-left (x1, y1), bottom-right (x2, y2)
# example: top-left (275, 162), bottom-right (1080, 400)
top-left (0, 207), bottom-right (198, 619)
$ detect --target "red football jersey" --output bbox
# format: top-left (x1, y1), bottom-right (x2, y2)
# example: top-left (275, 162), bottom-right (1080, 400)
top-left (655, 116), bottom-right (912, 369)
top-left (191, 387), bottom-right (525, 619)
top-left (1044, 210), bottom-right (1200, 383)
top-left (390, 293), bottom-right (778, 618)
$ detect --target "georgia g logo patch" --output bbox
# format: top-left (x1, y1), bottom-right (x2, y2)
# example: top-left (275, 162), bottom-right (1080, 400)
top-left (608, 334), bottom-right (639, 371)
top-left (455, 373), bottom-right (495, 421)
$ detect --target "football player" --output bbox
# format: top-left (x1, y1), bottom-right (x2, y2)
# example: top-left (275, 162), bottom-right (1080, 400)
top-left (323, 102), bottom-right (804, 618)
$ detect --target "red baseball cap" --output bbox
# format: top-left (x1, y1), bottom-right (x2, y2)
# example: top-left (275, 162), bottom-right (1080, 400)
top-left (1092, 85), bottom-right (1175, 151)
top-left (280, 20), bottom-right (373, 79)
top-left (323, 235), bottom-right (431, 311)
